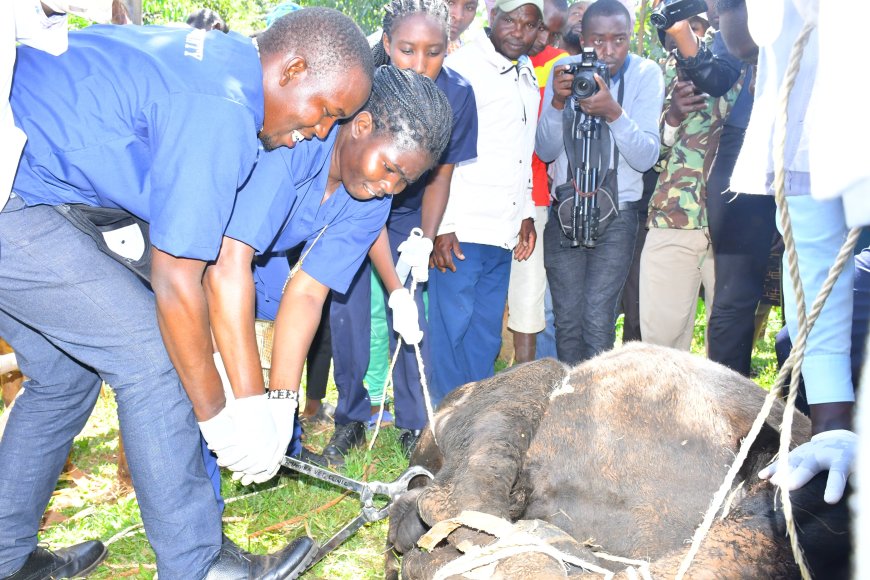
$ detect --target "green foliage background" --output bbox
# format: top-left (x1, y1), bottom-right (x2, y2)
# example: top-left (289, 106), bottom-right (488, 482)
top-left (77, 1), bottom-right (668, 53)
top-left (141, 0), bottom-right (384, 34)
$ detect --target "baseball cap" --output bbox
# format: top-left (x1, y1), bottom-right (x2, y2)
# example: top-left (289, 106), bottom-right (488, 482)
top-left (493, 0), bottom-right (544, 18)
top-left (265, 1), bottom-right (302, 28)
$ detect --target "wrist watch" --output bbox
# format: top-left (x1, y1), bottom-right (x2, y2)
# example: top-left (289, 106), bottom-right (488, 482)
top-left (266, 389), bottom-right (299, 401)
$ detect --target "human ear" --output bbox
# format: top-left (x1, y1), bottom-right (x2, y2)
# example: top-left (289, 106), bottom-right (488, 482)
top-left (350, 111), bottom-right (374, 140)
top-left (279, 56), bottom-right (308, 87)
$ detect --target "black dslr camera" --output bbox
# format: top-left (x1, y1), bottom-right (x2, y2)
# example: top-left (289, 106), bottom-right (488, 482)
top-left (650, 0), bottom-right (707, 30)
top-left (564, 47), bottom-right (610, 101)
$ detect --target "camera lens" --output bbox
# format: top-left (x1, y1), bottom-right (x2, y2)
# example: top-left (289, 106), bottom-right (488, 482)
top-left (572, 76), bottom-right (596, 99)
top-left (649, 11), bottom-right (669, 29)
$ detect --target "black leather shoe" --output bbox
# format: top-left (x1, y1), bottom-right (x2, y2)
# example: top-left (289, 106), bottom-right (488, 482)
top-left (2, 541), bottom-right (107, 579)
top-left (321, 421), bottom-right (367, 467)
top-left (203, 536), bottom-right (317, 580)
top-left (296, 447), bottom-right (329, 468)
top-left (398, 428), bottom-right (423, 458)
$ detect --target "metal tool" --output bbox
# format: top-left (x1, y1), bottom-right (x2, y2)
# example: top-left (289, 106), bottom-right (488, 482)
top-left (280, 455), bottom-right (433, 570)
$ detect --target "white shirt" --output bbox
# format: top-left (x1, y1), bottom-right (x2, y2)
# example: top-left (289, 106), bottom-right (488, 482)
top-left (731, 0), bottom-right (870, 227)
top-left (2, 0), bottom-right (69, 210)
top-left (441, 35), bottom-right (539, 250)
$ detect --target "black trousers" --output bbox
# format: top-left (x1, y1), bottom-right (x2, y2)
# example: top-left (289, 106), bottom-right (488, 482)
top-left (705, 126), bottom-right (778, 376)
top-left (305, 287), bottom-right (332, 400)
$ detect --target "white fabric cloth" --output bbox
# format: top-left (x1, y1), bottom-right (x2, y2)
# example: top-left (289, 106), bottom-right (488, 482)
top-left (733, 0), bottom-right (870, 227)
top-left (441, 36), bottom-right (539, 250)
top-left (2, 1), bottom-right (69, 211)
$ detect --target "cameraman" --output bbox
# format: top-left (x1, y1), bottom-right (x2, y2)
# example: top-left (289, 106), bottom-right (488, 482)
top-left (536, 0), bottom-right (663, 364)
top-left (663, 0), bottom-right (771, 377)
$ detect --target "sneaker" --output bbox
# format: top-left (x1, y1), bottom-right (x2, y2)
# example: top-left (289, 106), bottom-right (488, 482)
top-left (368, 410), bottom-right (394, 430)
top-left (398, 428), bottom-right (423, 458)
top-left (2, 541), bottom-right (107, 579)
top-left (321, 421), bottom-right (367, 467)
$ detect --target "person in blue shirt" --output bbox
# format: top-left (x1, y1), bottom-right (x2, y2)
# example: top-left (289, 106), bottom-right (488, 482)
top-left (0, 9), bottom-right (374, 580)
top-left (321, 0), bottom-right (479, 466)
top-left (209, 65), bottom-right (454, 480)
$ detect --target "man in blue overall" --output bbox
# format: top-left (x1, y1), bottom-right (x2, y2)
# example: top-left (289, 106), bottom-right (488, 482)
top-left (0, 9), bottom-right (373, 580)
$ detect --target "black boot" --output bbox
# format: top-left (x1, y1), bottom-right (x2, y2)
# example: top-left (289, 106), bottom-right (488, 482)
top-left (203, 536), bottom-right (317, 580)
top-left (321, 421), bottom-right (367, 467)
top-left (398, 428), bottom-right (423, 458)
top-left (1, 541), bottom-right (107, 579)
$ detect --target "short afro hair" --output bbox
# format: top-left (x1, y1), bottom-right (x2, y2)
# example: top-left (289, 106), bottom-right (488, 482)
top-left (581, 0), bottom-right (631, 35)
top-left (257, 7), bottom-right (374, 85)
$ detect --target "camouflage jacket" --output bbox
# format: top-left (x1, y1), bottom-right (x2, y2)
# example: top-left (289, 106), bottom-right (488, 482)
top-left (648, 36), bottom-right (746, 230)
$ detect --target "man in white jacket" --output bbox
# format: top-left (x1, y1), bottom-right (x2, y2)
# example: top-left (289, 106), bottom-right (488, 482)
top-left (428, 0), bottom-right (542, 403)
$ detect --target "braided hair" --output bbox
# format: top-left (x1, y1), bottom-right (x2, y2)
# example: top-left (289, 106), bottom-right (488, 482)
top-left (372, 0), bottom-right (450, 67)
top-left (365, 65), bottom-right (452, 166)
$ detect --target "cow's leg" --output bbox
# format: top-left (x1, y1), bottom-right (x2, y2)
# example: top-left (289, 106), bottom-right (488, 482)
top-left (415, 361), bottom-right (567, 543)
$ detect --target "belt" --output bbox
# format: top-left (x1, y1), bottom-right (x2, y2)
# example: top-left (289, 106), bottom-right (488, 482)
top-left (549, 199), bottom-right (644, 212)
top-left (618, 200), bottom-right (644, 211)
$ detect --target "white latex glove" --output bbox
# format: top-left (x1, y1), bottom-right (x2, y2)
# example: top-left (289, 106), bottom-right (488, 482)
top-left (198, 405), bottom-right (248, 470)
top-left (232, 396), bottom-right (297, 485)
top-left (220, 394), bottom-right (281, 475)
top-left (396, 228), bottom-right (434, 283)
top-left (389, 288), bottom-right (423, 345)
top-left (758, 429), bottom-right (858, 504)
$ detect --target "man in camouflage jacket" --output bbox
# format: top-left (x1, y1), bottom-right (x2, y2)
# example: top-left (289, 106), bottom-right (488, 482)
top-left (638, 33), bottom-right (746, 351)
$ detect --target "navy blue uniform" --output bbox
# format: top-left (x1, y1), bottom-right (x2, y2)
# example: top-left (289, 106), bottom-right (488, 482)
top-left (330, 67), bottom-right (478, 430)
top-left (1, 25), bottom-right (263, 577)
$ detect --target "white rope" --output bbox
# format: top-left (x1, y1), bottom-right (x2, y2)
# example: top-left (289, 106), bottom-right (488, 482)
top-left (423, 511), bottom-right (614, 579)
top-left (368, 277), bottom-right (438, 451)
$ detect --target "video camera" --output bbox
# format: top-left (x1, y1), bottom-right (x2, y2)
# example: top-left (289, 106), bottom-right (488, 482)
top-left (564, 48), bottom-right (610, 101)
top-left (649, 0), bottom-right (707, 30)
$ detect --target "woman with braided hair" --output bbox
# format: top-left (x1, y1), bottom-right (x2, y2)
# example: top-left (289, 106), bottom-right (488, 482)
top-left (202, 64), bottom-right (452, 482)
top-left (324, 0), bottom-right (479, 465)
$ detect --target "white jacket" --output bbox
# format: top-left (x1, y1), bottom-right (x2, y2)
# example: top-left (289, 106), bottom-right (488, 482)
top-left (2, 1), bottom-right (69, 210)
top-left (441, 35), bottom-right (539, 250)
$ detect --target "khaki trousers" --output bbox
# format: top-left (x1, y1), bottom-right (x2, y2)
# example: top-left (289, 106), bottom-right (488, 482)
top-left (639, 227), bottom-right (715, 351)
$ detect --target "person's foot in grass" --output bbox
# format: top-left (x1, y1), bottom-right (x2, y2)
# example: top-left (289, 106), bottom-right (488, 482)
top-left (299, 400), bottom-right (335, 428)
top-left (1, 541), bottom-right (107, 580)
top-left (203, 535), bottom-right (317, 579)
top-left (398, 428), bottom-right (423, 458)
top-left (321, 421), bottom-right (367, 468)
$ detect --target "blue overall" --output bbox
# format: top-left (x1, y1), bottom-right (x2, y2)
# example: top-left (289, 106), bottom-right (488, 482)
top-left (2, 25), bottom-right (262, 578)
top-left (224, 128), bottom-right (391, 455)
top-left (329, 67), bottom-right (478, 429)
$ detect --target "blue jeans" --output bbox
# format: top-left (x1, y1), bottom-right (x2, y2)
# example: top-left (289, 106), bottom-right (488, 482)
top-left (0, 200), bottom-right (221, 579)
top-left (778, 195), bottom-right (855, 405)
top-left (428, 243), bottom-right (511, 404)
top-left (544, 205), bottom-right (639, 365)
top-left (535, 283), bottom-right (557, 359)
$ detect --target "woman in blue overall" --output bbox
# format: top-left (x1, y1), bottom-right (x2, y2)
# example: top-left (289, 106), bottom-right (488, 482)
top-left (324, 0), bottom-right (479, 465)
top-left (205, 65), bottom-right (453, 484)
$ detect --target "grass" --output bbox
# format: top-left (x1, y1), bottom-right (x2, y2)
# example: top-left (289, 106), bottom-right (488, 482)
top-left (0, 304), bottom-right (784, 578)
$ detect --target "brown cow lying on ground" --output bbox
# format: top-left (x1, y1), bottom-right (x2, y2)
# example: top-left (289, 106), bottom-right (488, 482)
top-left (387, 343), bottom-right (851, 579)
